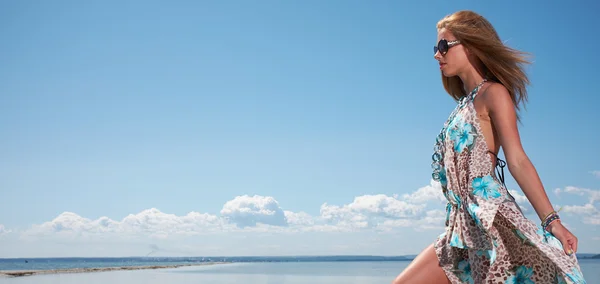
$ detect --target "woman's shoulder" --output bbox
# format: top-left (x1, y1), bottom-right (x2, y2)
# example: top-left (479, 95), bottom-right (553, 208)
top-left (480, 82), bottom-right (510, 100)
top-left (479, 82), bottom-right (514, 112)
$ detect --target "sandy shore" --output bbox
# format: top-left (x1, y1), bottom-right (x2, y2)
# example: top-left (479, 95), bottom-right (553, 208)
top-left (0, 262), bottom-right (229, 278)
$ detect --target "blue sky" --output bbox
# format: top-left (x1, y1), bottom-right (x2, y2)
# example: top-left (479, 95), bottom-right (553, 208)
top-left (1, 0), bottom-right (599, 257)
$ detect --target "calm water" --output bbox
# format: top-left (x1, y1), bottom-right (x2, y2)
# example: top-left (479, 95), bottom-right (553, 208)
top-left (1, 260), bottom-right (599, 283)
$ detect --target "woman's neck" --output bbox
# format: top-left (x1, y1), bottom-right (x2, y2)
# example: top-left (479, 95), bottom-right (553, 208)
top-left (459, 68), bottom-right (486, 94)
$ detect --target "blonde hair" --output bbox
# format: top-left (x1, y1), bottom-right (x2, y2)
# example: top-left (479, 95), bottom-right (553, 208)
top-left (437, 10), bottom-right (531, 119)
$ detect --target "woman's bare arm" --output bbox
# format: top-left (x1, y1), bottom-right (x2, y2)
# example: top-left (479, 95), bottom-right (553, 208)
top-left (482, 83), bottom-right (553, 221)
top-left (481, 83), bottom-right (577, 254)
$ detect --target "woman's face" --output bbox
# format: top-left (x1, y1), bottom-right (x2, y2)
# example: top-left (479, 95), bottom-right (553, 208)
top-left (434, 28), bottom-right (469, 77)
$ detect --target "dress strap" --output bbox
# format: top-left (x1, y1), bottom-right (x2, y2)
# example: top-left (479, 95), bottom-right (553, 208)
top-left (488, 151), bottom-right (518, 202)
top-left (468, 79), bottom-right (488, 102)
top-left (488, 151), bottom-right (507, 187)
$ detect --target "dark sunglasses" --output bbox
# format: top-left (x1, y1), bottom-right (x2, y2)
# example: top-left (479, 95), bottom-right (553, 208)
top-left (434, 39), bottom-right (461, 55)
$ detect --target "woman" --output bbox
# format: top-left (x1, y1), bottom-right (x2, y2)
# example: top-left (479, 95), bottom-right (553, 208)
top-left (392, 10), bottom-right (586, 283)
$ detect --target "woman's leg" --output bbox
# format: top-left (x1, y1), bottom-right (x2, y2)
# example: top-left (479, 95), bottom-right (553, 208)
top-left (391, 243), bottom-right (451, 284)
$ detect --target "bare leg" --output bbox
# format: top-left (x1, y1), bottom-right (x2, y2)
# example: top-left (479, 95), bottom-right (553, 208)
top-left (391, 243), bottom-right (450, 284)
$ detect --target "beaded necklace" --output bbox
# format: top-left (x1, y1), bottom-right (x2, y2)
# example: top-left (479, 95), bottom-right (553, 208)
top-left (431, 79), bottom-right (487, 185)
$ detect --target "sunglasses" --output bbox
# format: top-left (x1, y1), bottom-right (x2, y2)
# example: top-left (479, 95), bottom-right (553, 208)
top-left (434, 39), bottom-right (461, 55)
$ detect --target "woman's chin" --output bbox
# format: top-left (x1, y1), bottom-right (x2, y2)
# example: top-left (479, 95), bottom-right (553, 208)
top-left (441, 69), bottom-right (456, 77)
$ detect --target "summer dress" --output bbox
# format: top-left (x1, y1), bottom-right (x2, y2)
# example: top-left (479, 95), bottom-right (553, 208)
top-left (431, 81), bottom-right (586, 283)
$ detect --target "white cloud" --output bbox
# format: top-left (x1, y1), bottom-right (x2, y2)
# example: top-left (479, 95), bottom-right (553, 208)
top-left (319, 193), bottom-right (430, 231)
top-left (24, 209), bottom-right (225, 239)
top-left (284, 211), bottom-right (314, 226)
top-left (401, 180), bottom-right (445, 204)
top-left (418, 209), bottom-right (446, 230)
top-left (587, 218), bottom-right (600, 225)
top-left (584, 215), bottom-right (600, 225)
top-left (555, 186), bottom-right (600, 203)
top-left (562, 203), bottom-right (597, 215)
top-left (508, 189), bottom-right (528, 205)
top-left (23, 195), bottom-right (300, 238)
top-left (591, 171), bottom-right (600, 178)
top-left (553, 186), bottom-right (600, 225)
top-left (561, 203), bottom-right (600, 225)
top-left (554, 186), bottom-right (600, 226)
top-left (380, 219), bottom-right (413, 229)
top-left (119, 209), bottom-right (225, 237)
top-left (378, 210), bottom-right (445, 232)
top-left (0, 224), bottom-right (10, 236)
top-left (346, 194), bottom-right (424, 218)
top-left (507, 189), bottom-right (532, 212)
top-left (220, 195), bottom-right (288, 228)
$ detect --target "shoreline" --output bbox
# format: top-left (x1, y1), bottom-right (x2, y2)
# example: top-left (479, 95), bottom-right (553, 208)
top-left (0, 262), bottom-right (229, 278)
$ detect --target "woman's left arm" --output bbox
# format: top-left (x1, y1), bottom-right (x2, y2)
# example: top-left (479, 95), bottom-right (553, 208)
top-left (483, 83), bottom-right (577, 255)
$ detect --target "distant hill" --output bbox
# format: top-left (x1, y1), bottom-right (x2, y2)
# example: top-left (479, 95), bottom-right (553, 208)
top-left (196, 255), bottom-right (412, 262)
top-left (576, 253), bottom-right (600, 259)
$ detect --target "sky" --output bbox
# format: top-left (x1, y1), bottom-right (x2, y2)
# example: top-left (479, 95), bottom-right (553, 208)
top-left (0, 0), bottom-right (599, 258)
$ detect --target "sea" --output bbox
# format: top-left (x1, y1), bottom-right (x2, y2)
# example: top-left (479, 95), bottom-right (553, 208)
top-left (0, 257), bottom-right (598, 283)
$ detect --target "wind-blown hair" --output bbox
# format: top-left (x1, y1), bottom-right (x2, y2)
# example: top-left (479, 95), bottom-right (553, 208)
top-left (437, 10), bottom-right (531, 119)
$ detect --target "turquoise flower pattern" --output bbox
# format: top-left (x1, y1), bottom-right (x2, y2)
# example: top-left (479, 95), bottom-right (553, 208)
top-left (455, 260), bottom-right (474, 284)
top-left (450, 231), bottom-right (465, 248)
top-left (446, 189), bottom-right (461, 208)
top-left (476, 248), bottom-right (497, 265)
top-left (556, 266), bottom-right (586, 283)
top-left (513, 228), bottom-right (534, 246)
top-left (557, 274), bottom-right (568, 284)
top-left (448, 114), bottom-right (477, 153)
top-left (505, 265), bottom-right (535, 284)
top-left (467, 203), bottom-right (482, 227)
top-left (444, 189), bottom-right (461, 226)
top-left (445, 203), bottom-right (452, 226)
top-left (565, 267), bottom-right (586, 283)
top-left (514, 228), bottom-right (526, 240)
top-left (446, 113), bottom-right (462, 136)
top-left (536, 227), bottom-right (563, 250)
top-left (472, 175), bottom-right (502, 200)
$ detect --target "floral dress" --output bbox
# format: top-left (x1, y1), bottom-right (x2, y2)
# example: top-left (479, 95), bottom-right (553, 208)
top-left (431, 81), bottom-right (586, 283)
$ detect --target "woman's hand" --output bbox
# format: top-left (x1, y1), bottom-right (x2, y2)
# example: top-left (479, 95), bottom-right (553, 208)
top-left (548, 220), bottom-right (578, 256)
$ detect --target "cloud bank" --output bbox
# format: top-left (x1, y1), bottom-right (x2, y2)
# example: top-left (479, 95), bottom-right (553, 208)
top-left (18, 180), bottom-right (449, 239)
top-left (16, 182), bottom-right (599, 240)
top-left (2, 182), bottom-right (595, 258)
top-left (555, 186), bottom-right (600, 225)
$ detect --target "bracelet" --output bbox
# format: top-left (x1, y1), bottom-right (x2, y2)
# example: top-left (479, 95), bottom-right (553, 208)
top-left (545, 218), bottom-right (560, 231)
top-left (542, 213), bottom-right (560, 232)
top-left (542, 210), bottom-right (557, 222)
top-left (542, 212), bottom-right (559, 227)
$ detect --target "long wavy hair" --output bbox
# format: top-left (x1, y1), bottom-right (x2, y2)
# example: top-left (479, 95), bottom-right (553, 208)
top-left (437, 10), bottom-right (531, 119)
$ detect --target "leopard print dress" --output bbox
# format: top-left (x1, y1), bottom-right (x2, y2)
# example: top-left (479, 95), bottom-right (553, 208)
top-left (431, 82), bottom-right (586, 283)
